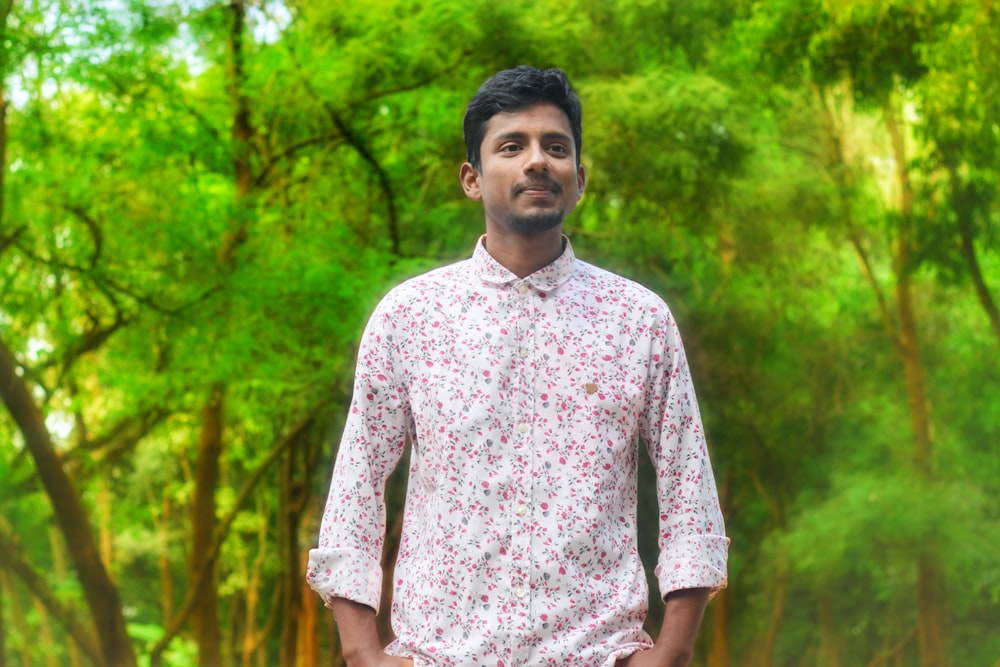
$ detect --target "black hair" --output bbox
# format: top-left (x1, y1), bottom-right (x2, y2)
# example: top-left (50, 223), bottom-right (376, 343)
top-left (463, 66), bottom-right (583, 170)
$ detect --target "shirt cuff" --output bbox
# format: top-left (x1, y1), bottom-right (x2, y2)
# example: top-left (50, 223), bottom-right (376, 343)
top-left (306, 547), bottom-right (384, 612)
top-left (655, 534), bottom-right (730, 599)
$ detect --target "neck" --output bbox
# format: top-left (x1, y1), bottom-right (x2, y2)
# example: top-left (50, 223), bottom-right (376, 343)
top-left (483, 227), bottom-right (565, 278)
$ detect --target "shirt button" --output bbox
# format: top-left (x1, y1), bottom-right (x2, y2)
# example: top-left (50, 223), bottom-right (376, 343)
top-left (516, 505), bottom-right (528, 517)
top-left (517, 423), bottom-right (529, 433)
top-left (518, 284), bottom-right (530, 294)
top-left (518, 348), bottom-right (530, 358)
top-left (514, 586), bottom-right (527, 598)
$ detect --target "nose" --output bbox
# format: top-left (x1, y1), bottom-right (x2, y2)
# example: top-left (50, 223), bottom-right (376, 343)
top-left (523, 141), bottom-right (548, 172)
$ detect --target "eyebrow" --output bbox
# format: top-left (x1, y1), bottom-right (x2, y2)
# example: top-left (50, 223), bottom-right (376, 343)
top-left (493, 130), bottom-right (574, 144)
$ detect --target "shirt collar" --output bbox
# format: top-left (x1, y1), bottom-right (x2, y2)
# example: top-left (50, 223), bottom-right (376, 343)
top-left (471, 235), bottom-right (576, 293)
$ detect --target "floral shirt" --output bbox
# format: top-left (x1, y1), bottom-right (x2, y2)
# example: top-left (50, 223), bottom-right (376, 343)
top-left (307, 237), bottom-right (728, 667)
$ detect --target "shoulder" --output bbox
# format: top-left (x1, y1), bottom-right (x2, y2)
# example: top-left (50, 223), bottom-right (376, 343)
top-left (570, 259), bottom-right (675, 318)
top-left (370, 257), bottom-right (474, 319)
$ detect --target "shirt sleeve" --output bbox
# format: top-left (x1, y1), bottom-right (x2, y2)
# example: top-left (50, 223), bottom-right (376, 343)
top-left (639, 305), bottom-right (729, 599)
top-left (306, 297), bottom-right (411, 612)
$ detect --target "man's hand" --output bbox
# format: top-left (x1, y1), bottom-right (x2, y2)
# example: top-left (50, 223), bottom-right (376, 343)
top-left (616, 588), bottom-right (711, 667)
top-left (330, 598), bottom-right (414, 667)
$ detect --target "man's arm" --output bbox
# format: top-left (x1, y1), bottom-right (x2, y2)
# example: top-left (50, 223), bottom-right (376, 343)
top-left (639, 305), bottom-right (728, 636)
top-left (618, 588), bottom-right (710, 667)
top-left (306, 296), bottom-right (413, 635)
top-left (330, 598), bottom-right (413, 667)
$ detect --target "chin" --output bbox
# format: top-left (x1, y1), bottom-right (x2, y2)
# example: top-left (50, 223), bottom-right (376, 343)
top-left (505, 211), bottom-right (564, 234)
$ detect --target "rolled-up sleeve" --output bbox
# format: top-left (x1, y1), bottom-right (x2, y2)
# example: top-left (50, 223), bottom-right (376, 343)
top-left (306, 298), bottom-right (411, 612)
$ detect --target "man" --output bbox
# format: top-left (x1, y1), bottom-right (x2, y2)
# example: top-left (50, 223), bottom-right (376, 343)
top-left (307, 66), bottom-right (728, 667)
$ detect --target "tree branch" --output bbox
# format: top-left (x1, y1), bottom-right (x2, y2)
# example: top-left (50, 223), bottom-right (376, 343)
top-left (949, 165), bottom-right (1000, 346)
top-left (0, 334), bottom-right (137, 667)
top-left (149, 405), bottom-right (322, 667)
top-left (865, 625), bottom-right (916, 667)
top-left (64, 205), bottom-right (104, 268)
top-left (255, 132), bottom-right (344, 188)
top-left (283, 44), bottom-right (402, 256)
top-left (0, 223), bottom-right (26, 256)
top-left (12, 229), bottom-right (222, 317)
top-left (0, 520), bottom-right (104, 666)
top-left (64, 407), bottom-right (172, 476)
top-left (848, 230), bottom-right (902, 351)
top-left (811, 83), bottom-right (902, 349)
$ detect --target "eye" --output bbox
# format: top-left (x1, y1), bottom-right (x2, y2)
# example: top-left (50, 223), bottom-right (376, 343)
top-left (547, 144), bottom-right (570, 155)
top-left (499, 144), bottom-right (522, 153)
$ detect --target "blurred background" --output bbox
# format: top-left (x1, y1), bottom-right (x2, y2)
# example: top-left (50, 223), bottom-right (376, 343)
top-left (0, 0), bottom-right (997, 665)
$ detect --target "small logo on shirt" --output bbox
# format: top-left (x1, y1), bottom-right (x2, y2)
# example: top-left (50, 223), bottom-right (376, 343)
top-left (584, 383), bottom-right (598, 395)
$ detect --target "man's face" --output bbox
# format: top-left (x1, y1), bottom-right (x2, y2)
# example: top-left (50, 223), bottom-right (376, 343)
top-left (461, 102), bottom-right (586, 235)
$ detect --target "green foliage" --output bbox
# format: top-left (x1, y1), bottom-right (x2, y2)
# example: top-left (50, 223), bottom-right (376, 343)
top-left (131, 622), bottom-right (197, 667)
top-left (745, 0), bottom-right (961, 100)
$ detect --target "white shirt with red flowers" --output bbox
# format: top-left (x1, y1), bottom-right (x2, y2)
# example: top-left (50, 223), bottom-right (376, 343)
top-left (307, 237), bottom-right (728, 667)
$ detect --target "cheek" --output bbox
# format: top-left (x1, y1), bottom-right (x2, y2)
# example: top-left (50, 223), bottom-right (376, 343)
top-left (478, 185), bottom-right (507, 212)
top-left (480, 172), bottom-right (514, 199)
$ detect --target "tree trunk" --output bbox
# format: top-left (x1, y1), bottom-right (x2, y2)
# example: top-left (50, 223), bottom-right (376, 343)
top-left (0, 0), bottom-right (10, 234)
top-left (299, 589), bottom-right (320, 667)
top-left (33, 596), bottom-right (59, 667)
top-left (159, 495), bottom-right (175, 623)
top-left (98, 475), bottom-right (115, 573)
top-left (817, 591), bottom-right (842, 667)
top-left (757, 551), bottom-right (788, 667)
top-left (50, 527), bottom-right (85, 667)
top-left (242, 496), bottom-right (278, 666)
top-left (0, 339), bottom-right (137, 667)
top-left (190, 383), bottom-right (225, 667)
top-left (241, 553), bottom-right (260, 666)
top-left (0, 567), bottom-right (6, 667)
top-left (706, 588), bottom-right (730, 667)
top-left (186, 2), bottom-right (255, 657)
top-left (298, 516), bottom-right (320, 667)
top-left (5, 571), bottom-right (33, 667)
top-left (915, 552), bottom-right (949, 667)
top-left (884, 94), bottom-right (950, 667)
top-left (706, 468), bottom-right (731, 667)
top-left (279, 446), bottom-right (304, 667)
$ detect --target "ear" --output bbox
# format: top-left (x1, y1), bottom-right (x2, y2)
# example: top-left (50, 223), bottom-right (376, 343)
top-left (576, 164), bottom-right (587, 200)
top-left (460, 162), bottom-right (482, 201)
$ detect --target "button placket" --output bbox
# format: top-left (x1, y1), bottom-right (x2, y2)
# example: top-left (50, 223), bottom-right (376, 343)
top-left (508, 282), bottom-right (536, 634)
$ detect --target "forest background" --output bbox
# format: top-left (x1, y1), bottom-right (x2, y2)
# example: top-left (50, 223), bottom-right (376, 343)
top-left (0, 0), bottom-right (997, 666)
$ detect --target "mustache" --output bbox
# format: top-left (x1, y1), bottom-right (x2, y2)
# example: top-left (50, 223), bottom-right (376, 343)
top-left (512, 177), bottom-right (563, 195)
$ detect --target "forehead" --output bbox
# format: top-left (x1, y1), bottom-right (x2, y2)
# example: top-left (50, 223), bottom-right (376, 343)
top-left (482, 102), bottom-right (574, 142)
